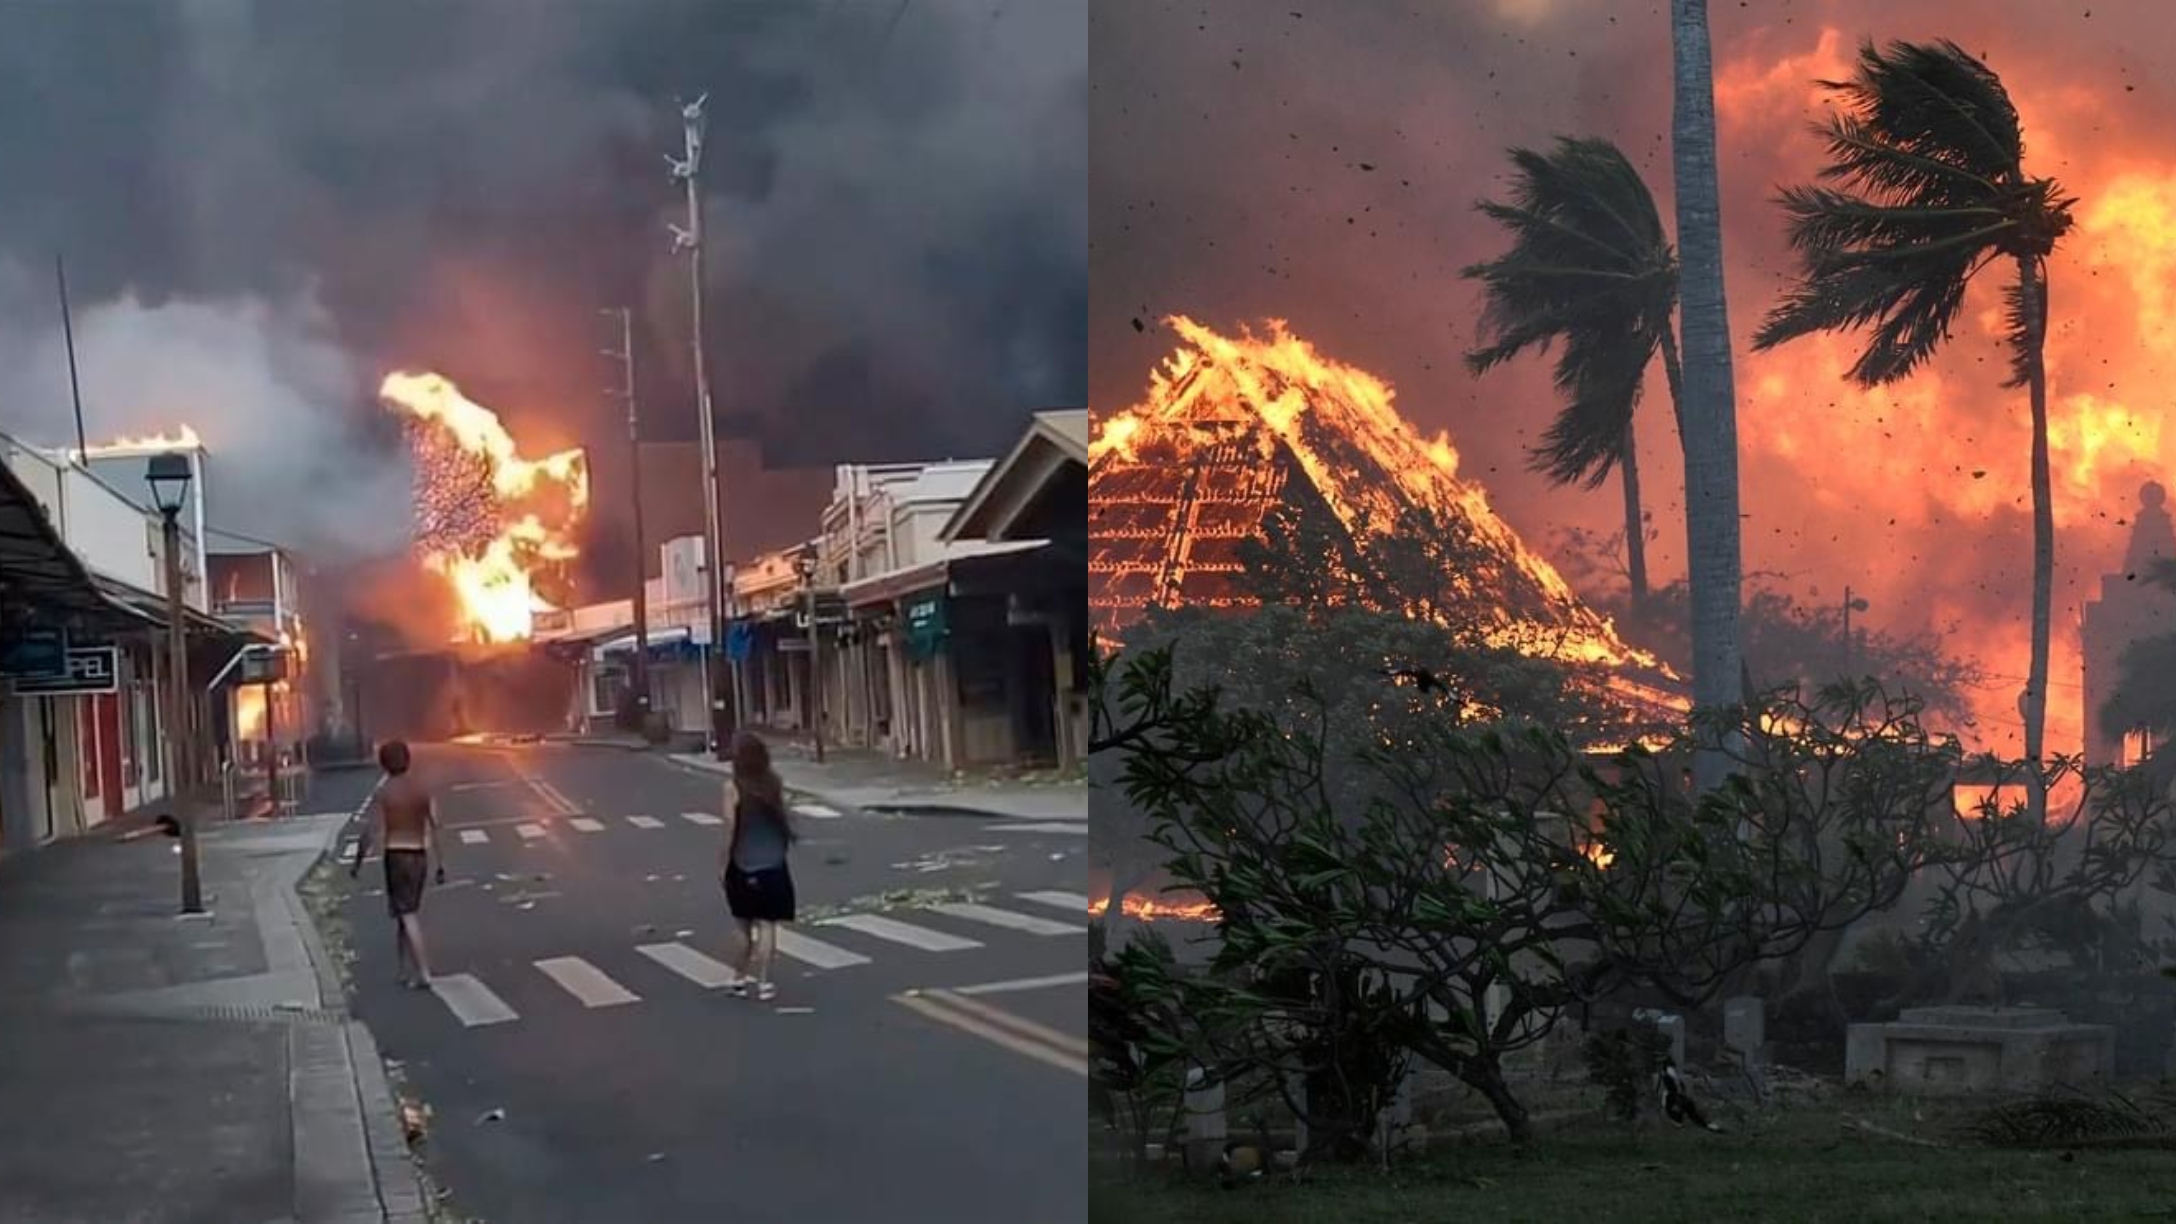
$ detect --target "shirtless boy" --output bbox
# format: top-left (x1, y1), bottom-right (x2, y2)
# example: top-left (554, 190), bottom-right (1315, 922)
top-left (351, 740), bottom-right (444, 989)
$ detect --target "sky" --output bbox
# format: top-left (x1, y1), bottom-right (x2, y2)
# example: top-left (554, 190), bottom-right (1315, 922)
top-left (1090, 0), bottom-right (2176, 756)
top-left (0, 0), bottom-right (1086, 568)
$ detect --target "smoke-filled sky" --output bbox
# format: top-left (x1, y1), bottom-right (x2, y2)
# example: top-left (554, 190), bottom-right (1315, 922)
top-left (1091, 0), bottom-right (2176, 756)
top-left (0, 0), bottom-right (1085, 563)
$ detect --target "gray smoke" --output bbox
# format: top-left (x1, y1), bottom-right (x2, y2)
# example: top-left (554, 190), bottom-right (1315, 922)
top-left (0, 0), bottom-right (1085, 560)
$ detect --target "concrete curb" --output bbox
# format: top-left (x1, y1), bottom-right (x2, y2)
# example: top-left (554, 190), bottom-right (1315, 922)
top-left (656, 751), bottom-right (877, 821)
top-left (284, 781), bottom-right (426, 1223)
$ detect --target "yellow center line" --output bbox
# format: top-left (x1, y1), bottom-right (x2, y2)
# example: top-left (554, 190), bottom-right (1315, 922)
top-left (892, 991), bottom-right (1088, 1077)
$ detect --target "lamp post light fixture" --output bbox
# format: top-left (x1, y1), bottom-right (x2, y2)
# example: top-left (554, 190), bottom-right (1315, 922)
top-left (799, 550), bottom-right (825, 764)
top-left (147, 452), bottom-right (202, 915)
top-left (1843, 586), bottom-right (1871, 683)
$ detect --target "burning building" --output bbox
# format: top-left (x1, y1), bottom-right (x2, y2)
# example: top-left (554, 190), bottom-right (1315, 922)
top-left (343, 372), bottom-right (592, 743)
top-left (1090, 316), bottom-right (1681, 705)
top-left (1089, 318), bottom-right (1690, 927)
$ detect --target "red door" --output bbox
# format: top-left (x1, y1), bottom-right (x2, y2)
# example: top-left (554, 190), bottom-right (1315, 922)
top-left (96, 694), bottom-right (123, 815)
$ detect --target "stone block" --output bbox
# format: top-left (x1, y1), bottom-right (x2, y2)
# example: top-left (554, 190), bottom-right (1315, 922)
top-left (1844, 1006), bottom-right (2115, 1095)
top-left (1723, 996), bottom-right (1764, 1056)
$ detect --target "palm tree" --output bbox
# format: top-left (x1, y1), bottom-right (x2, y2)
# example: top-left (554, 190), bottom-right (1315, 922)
top-left (1463, 137), bottom-right (1680, 608)
top-left (1754, 38), bottom-right (2075, 810)
top-left (1669, 0), bottom-right (1748, 788)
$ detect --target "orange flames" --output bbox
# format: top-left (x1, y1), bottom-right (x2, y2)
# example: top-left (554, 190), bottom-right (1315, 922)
top-left (1093, 316), bottom-right (1683, 718)
top-left (378, 372), bottom-right (589, 644)
top-left (1089, 891), bottom-right (1222, 923)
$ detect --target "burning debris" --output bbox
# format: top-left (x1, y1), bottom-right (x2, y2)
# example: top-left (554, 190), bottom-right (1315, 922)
top-left (380, 372), bottom-right (590, 644)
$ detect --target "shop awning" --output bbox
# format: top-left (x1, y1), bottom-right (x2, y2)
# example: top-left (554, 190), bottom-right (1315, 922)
top-left (839, 539), bottom-right (1046, 610)
top-left (87, 574), bottom-right (268, 643)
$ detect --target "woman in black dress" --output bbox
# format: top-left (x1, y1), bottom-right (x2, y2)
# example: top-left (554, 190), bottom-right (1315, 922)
top-left (718, 731), bottom-right (798, 1001)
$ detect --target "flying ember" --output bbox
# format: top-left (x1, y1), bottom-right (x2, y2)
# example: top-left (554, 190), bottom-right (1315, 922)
top-left (378, 372), bottom-right (589, 644)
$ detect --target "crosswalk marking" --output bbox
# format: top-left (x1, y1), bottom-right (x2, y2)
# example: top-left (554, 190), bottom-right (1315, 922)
top-left (1018, 890), bottom-right (1091, 913)
top-left (680, 811), bottom-right (722, 826)
top-left (458, 829), bottom-right (489, 845)
top-left (794, 803), bottom-right (842, 819)
top-left (929, 902), bottom-right (1082, 937)
top-left (774, 929), bottom-right (872, 970)
top-left (987, 822), bottom-right (1088, 835)
top-left (534, 957), bottom-right (640, 1007)
top-left (636, 942), bottom-right (740, 989)
top-left (515, 823), bottom-right (547, 840)
top-left (432, 974), bottom-right (519, 1027)
top-left (820, 913), bottom-right (982, 953)
top-left (627, 815), bottom-right (665, 829)
top-left (568, 817), bottom-right (605, 833)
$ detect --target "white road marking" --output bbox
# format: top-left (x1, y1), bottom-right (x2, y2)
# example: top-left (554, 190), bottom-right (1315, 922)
top-left (953, 971), bottom-right (1092, 996)
top-left (680, 811), bottom-right (722, 826)
top-left (774, 929), bottom-right (873, 970)
top-left (568, 817), bottom-right (605, 832)
top-left (515, 823), bottom-right (547, 840)
top-left (458, 829), bottom-right (490, 845)
top-left (627, 816), bottom-right (665, 829)
top-left (534, 956), bottom-right (641, 1007)
top-left (986, 822), bottom-right (1088, 835)
top-left (820, 913), bottom-right (982, 953)
top-left (636, 942), bottom-right (740, 989)
top-left (431, 974), bottom-right (519, 1027)
top-left (1017, 890), bottom-right (1091, 913)
top-left (928, 902), bottom-right (1082, 937)
top-left (794, 803), bottom-right (842, 819)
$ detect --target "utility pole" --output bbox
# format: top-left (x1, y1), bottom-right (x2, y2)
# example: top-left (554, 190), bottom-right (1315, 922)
top-left (670, 93), bottom-right (734, 760)
top-left (603, 307), bottom-right (651, 731)
top-left (800, 551), bottom-right (825, 764)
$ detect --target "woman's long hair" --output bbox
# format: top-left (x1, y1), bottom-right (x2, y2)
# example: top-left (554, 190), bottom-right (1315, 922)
top-left (730, 731), bottom-right (795, 843)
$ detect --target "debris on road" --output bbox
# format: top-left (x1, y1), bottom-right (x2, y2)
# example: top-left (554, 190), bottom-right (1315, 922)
top-left (476, 1107), bottom-right (507, 1125)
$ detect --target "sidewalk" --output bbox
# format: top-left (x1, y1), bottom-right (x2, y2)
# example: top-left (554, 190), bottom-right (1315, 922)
top-left (668, 743), bottom-right (1087, 822)
top-left (0, 805), bottom-right (425, 1223)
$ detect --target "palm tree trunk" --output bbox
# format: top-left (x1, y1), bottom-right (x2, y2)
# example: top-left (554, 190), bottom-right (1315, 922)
top-left (1670, 0), bottom-right (1747, 790)
top-left (1619, 423), bottom-right (1650, 604)
top-left (2018, 254), bottom-right (2053, 822)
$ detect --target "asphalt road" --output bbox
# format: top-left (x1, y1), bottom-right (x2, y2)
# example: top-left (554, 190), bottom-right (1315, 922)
top-left (336, 743), bottom-right (1088, 1224)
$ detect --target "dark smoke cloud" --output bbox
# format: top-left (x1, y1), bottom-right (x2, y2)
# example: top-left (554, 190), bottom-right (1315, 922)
top-left (0, 0), bottom-right (1084, 560)
top-left (1091, 0), bottom-right (2175, 756)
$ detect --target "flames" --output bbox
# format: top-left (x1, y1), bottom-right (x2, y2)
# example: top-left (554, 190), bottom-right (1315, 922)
top-left (87, 425), bottom-right (205, 453)
top-left (1088, 890), bottom-right (1222, 923)
top-left (1092, 317), bottom-right (1680, 716)
top-left (378, 372), bottom-right (589, 644)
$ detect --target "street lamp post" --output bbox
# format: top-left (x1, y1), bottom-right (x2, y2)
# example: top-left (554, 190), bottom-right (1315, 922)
top-left (1843, 586), bottom-right (1870, 682)
top-left (799, 550), bottom-right (825, 764)
top-left (147, 453), bottom-right (201, 915)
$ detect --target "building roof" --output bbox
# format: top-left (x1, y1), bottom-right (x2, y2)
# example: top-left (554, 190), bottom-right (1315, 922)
top-left (941, 411), bottom-right (1088, 544)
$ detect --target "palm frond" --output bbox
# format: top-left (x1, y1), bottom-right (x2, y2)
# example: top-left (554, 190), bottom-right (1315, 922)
top-left (1464, 136), bottom-right (1676, 487)
top-left (1528, 323), bottom-right (1656, 488)
top-left (1757, 40), bottom-right (2069, 387)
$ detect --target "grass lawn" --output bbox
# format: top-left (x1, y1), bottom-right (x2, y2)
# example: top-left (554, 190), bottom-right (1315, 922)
top-left (1091, 1094), bottom-right (2176, 1223)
